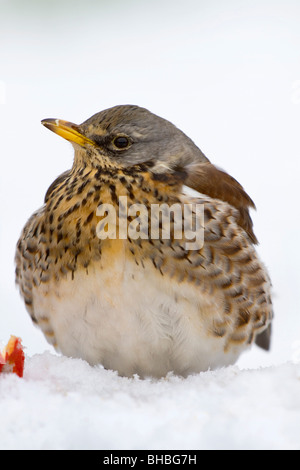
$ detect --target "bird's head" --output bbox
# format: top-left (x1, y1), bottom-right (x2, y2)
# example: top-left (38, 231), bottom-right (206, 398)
top-left (42, 104), bottom-right (209, 176)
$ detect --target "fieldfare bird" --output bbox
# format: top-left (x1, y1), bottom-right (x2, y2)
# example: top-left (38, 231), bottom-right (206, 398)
top-left (15, 105), bottom-right (273, 378)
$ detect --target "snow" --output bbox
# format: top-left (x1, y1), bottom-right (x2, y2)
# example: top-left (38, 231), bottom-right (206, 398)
top-left (1, 0), bottom-right (300, 368)
top-left (0, 352), bottom-right (299, 450)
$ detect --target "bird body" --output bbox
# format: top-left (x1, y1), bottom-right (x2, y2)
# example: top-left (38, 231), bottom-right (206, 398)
top-left (15, 105), bottom-right (273, 377)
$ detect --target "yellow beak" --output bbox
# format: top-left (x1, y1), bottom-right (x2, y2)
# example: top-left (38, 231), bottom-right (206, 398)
top-left (41, 119), bottom-right (95, 147)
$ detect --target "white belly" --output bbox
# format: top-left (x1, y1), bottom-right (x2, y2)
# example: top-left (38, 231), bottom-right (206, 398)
top-left (33, 256), bottom-right (242, 378)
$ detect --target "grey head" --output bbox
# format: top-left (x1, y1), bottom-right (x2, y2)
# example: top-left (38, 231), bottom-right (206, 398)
top-left (78, 104), bottom-right (209, 172)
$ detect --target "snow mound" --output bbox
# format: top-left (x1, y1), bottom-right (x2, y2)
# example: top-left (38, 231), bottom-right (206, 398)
top-left (0, 352), bottom-right (299, 450)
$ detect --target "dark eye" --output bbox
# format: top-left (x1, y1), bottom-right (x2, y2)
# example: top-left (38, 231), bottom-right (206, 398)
top-left (112, 135), bottom-right (131, 150)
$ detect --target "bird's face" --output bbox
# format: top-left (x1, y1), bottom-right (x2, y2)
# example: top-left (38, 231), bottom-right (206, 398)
top-left (42, 105), bottom-right (208, 175)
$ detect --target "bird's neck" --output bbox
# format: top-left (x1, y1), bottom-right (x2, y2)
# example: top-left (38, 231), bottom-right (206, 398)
top-left (50, 163), bottom-right (180, 209)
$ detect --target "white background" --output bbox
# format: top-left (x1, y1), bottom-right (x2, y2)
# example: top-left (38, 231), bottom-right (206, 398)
top-left (1, 0), bottom-right (300, 368)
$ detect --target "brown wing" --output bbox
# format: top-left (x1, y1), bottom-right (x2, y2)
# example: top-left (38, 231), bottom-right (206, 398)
top-left (184, 162), bottom-right (258, 244)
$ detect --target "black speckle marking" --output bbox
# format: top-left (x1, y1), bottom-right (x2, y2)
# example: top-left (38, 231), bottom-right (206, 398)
top-left (59, 202), bottom-right (81, 221)
top-left (204, 207), bottom-right (215, 222)
top-left (84, 211), bottom-right (94, 226)
top-left (75, 219), bottom-right (82, 243)
top-left (127, 185), bottom-right (135, 200)
top-left (53, 194), bottom-right (65, 210)
top-left (57, 232), bottom-right (63, 244)
top-left (93, 192), bottom-right (101, 203)
top-left (86, 190), bottom-right (94, 199)
top-left (77, 180), bottom-right (90, 195)
top-left (109, 184), bottom-right (118, 203)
